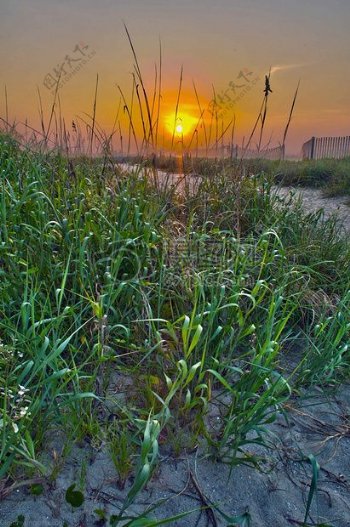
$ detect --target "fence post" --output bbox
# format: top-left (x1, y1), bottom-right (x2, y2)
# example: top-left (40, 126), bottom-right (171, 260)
top-left (310, 136), bottom-right (316, 160)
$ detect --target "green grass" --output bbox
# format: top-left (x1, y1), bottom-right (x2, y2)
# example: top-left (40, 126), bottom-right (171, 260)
top-left (118, 154), bottom-right (350, 197)
top-left (1, 132), bottom-right (350, 523)
top-left (273, 157), bottom-right (350, 196)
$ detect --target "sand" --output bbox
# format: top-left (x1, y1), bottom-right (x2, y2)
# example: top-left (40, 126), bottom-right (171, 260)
top-left (1, 386), bottom-right (350, 527)
top-left (274, 186), bottom-right (350, 233)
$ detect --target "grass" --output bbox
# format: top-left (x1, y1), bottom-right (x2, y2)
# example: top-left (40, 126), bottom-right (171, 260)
top-left (118, 154), bottom-right (350, 199)
top-left (1, 130), bottom-right (350, 524)
top-left (273, 157), bottom-right (350, 197)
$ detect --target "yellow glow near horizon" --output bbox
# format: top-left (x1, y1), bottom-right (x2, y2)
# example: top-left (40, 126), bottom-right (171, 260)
top-left (165, 112), bottom-right (198, 138)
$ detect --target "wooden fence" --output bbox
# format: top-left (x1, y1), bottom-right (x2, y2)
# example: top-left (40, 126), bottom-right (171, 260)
top-left (197, 144), bottom-right (285, 160)
top-left (302, 136), bottom-right (350, 160)
top-left (233, 144), bottom-right (285, 160)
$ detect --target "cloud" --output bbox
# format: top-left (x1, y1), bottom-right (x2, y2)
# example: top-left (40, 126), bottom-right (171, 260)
top-left (270, 63), bottom-right (314, 75)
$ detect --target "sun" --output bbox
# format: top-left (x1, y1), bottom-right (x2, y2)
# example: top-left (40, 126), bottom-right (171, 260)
top-left (165, 112), bottom-right (198, 138)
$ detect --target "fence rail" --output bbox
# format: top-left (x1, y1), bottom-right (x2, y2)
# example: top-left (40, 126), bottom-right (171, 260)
top-left (302, 136), bottom-right (350, 160)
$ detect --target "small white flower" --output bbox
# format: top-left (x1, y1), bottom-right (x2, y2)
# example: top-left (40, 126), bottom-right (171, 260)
top-left (19, 407), bottom-right (29, 417)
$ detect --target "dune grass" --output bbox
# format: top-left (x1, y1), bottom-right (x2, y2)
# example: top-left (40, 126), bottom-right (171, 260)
top-left (119, 154), bottom-right (350, 199)
top-left (273, 157), bottom-right (350, 196)
top-left (1, 130), bottom-right (350, 524)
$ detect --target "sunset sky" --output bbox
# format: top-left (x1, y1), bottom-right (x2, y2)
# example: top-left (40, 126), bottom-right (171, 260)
top-left (1, 0), bottom-right (349, 155)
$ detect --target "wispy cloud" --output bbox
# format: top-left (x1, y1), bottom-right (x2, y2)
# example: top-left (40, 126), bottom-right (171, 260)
top-left (270, 63), bottom-right (314, 75)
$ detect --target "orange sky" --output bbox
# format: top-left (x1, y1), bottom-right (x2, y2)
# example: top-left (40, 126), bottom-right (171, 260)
top-left (1, 0), bottom-right (350, 156)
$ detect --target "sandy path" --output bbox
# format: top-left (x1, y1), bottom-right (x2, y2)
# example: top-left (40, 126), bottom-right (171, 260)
top-left (274, 186), bottom-right (350, 234)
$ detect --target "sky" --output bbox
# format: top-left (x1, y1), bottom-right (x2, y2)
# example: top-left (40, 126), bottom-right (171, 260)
top-left (1, 0), bottom-right (349, 155)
